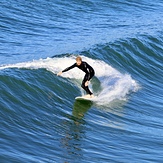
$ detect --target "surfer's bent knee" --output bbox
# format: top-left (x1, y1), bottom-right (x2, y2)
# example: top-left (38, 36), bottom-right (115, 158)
top-left (81, 83), bottom-right (85, 88)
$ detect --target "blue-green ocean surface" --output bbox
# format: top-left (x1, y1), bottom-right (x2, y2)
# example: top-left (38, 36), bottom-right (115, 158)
top-left (0, 0), bottom-right (163, 162)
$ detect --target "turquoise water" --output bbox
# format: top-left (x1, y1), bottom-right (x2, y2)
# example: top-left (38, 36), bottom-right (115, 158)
top-left (0, 0), bottom-right (163, 162)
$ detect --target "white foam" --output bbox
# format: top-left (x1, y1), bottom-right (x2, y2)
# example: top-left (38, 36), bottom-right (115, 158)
top-left (0, 56), bottom-right (139, 105)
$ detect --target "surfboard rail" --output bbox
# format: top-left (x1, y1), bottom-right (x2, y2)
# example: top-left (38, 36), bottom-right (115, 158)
top-left (75, 96), bottom-right (96, 101)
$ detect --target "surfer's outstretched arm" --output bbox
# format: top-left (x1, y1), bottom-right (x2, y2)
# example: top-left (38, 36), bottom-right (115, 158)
top-left (57, 71), bottom-right (62, 76)
top-left (57, 63), bottom-right (76, 76)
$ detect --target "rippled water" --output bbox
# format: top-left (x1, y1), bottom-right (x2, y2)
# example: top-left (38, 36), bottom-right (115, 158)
top-left (0, 0), bottom-right (163, 162)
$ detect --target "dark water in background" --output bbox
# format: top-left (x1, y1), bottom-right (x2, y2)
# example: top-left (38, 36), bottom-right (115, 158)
top-left (0, 0), bottom-right (163, 162)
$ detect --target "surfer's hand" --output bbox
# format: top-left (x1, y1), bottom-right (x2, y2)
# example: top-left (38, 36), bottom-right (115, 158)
top-left (85, 81), bottom-right (89, 86)
top-left (57, 71), bottom-right (62, 76)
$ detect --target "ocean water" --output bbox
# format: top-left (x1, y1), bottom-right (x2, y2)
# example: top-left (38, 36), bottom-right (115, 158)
top-left (0, 0), bottom-right (163, 162)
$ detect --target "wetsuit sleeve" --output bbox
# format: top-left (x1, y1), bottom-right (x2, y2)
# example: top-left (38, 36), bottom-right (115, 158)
top-left (87, 72), bottom-right (91, 81)
top-left (62, 63), bottom-right (76, 73)
top-left (84, 62), bottom-right (93, 81)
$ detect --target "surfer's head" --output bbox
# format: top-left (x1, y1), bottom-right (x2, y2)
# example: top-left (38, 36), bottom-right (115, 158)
top-left (76, 56), bottom-right (82, 66)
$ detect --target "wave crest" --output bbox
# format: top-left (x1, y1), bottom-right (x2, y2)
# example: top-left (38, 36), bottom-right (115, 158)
top-left (0, 56), bottom-right (139, 105)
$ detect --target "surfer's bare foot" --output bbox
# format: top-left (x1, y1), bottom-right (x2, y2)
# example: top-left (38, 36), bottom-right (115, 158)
top-left (83, 94), bottom-right (91, 98)
top-left (90, 94), bottom-right (94, 98)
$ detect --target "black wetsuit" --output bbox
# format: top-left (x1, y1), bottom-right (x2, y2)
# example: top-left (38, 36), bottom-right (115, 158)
top-left (62, 61), bottom-right (95, 95)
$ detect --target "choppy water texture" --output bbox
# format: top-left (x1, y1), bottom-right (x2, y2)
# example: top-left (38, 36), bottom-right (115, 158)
top-left (0, 0), bottom-right (163, 162)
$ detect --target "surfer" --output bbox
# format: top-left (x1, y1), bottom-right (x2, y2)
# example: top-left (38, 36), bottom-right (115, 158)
top-left (57, 56), bottom-right (95, 98)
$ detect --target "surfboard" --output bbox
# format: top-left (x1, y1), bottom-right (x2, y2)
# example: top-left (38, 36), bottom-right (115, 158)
top-left (75, 96), bottom-right (96, 101)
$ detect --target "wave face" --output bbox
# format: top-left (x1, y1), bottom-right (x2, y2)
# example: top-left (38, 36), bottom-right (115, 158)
top-left (0, 55), bottom-right (139, 105)
top-left (0, 0), bottom-right (163, 162)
